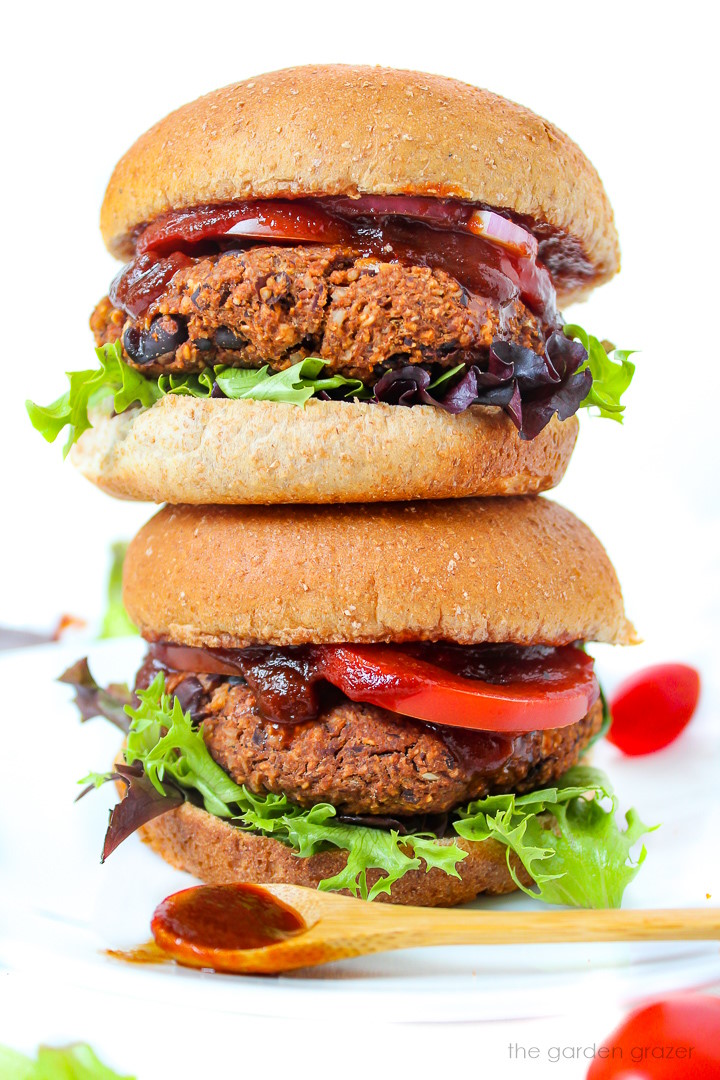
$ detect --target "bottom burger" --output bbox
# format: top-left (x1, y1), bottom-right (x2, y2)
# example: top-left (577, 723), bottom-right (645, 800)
top-left (69, 497), bottom-right (652, 908)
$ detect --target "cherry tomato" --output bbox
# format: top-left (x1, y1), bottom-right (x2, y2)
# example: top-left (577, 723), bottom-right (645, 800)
top-left (318, 643), bottom-right (599, 732)
top-left (607, 664), bottom-right (701, 756)
top-left (587, 994), bottom-right (720, 1079)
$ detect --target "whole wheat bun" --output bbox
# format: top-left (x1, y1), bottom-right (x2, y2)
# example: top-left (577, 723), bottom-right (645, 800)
top-left (71, 399), bottom-right (578, 504)
top-left (123, 496), bottom-right (636, 648)
top-left (138, 799), bottom-right (530, 907)
top-left (100, 65), bottom-right (619, 304)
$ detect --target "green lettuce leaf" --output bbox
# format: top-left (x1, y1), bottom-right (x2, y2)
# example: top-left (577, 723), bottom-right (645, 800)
top-left (564, 323), bottom-right (636, 422)
top-left (156, 370), bottom-right (215, 397)
top-left (455, 765), bottom-right (655, 908)
top-left (25, 341), bottom-right (162, 457)
top-left (99, 542), bottom-right (138, 639)
top-left (0, 1043), bottom-right (133, 1080)
top-left (242, 796), bottom-right (464, 901)
top-left (215, 357), bottom-right (365, 404)
top-left (27, 347), bottom-right (366, 454)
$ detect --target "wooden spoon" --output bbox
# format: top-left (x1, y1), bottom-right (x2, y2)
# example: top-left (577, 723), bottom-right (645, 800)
top-left (128, 882), bottom-right (720, 975)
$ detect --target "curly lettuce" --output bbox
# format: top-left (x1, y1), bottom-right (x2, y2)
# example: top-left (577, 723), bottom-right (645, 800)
top-left (71, 665), bottom-right (651, 906)
top-left (26, 342), bottom-right (162, 457)
top-left (84, 673), bottom-right (466, 901)
top-left (455, 765), bottom-right (654, 908)
top-left (565, 323), bottom-right (636, 422)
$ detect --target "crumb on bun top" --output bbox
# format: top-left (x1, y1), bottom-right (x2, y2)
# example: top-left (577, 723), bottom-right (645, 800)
top-left (101, 65), bottom-right (619, 304)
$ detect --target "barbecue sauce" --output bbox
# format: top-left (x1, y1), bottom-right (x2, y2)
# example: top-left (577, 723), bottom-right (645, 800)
top-left (108, 885), bottom-right (307, 972)
top-left (149, 642), bottom-right (580, 714)
top-left (111, 197), bottom-right (559, 325)
top-left (110, 251), bottom-right (192, 318)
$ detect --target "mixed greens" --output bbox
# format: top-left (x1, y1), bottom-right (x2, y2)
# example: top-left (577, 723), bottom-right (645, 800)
top-left (27, 324), bottom-right (635, 455)
top-left (0, 1043), bottom-right (132, 1080)
top-left (70, 665), bottom-right (651, 907)
top-left (99, 542), bottom-right (138, 640)
top-left (564, 324), bottom-right (635, 422)
top-left (26, 342), bottom-right (364, 458)
top-left (455, 767), bottom-right (652, 908)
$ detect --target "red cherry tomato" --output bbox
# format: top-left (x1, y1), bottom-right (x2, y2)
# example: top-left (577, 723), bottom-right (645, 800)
top-left (607, 663), bottom-right (701, 756)
top-left (586, 994), bottom-right (720, 1079)
top-left (318, 643), bottom-right (599, 733)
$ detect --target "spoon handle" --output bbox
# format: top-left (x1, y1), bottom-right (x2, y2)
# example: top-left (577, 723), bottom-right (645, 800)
top-left (361, 907), bottom-right (720, 947)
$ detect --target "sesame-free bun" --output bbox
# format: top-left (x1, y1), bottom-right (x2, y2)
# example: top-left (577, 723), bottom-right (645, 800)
top-left (137, 799), bottom-right (529, 907)
top-left (100, 65), bottom-right (619, 304)
top-left (71, 398), bottom-right (578, 505)
top-left (123, 497), bottom-right (636, 648)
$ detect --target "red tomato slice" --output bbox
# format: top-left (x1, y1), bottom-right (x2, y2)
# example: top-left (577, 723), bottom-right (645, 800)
top-left (608, 663), bottom-right (701, 756)
top-left (138, 200), bottom-right (354, 255)
top-left (587, 994), bottom-right (720, 1079)
top-left (318, 644), bottom-right (599, 732)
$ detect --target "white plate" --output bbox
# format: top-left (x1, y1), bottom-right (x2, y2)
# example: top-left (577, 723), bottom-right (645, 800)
top-left (1, 638), bottom-right (718, 1022)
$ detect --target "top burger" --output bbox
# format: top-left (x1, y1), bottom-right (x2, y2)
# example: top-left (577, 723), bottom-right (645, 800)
top-left (28, 65), bottom-right (635, 504)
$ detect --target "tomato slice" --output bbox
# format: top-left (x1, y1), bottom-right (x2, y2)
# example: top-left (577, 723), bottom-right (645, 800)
top-left (317, 644), bottom-right (598, 732)
top-left (607, 663), bottom-right (701, 756)
top-left (137, 200), bottom-right (354, 255)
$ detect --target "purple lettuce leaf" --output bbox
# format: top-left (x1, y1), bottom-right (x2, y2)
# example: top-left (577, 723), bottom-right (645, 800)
top-left (58, 658), bottom-right (134, 733)
top-left (77, 763), bottom-right (184, 862)
top-left (372, 331), bottom-right (590, 439)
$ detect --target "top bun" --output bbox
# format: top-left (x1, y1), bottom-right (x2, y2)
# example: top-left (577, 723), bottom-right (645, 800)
top-left (123, 497), bottom-right (636, 649)
top-left (101, 65), bottom-right (619, 304)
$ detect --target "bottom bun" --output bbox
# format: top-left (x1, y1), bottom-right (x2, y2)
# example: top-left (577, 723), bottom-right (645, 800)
top-left (139, 801), bottom-right (530, 907)
top-left (71, 397), bottom-right (578, 504)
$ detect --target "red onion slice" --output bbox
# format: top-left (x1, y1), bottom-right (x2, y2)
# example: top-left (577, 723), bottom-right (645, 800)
top-left (468, 210), bottom-right (538, 259)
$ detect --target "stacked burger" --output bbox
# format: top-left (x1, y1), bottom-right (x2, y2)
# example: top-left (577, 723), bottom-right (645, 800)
top-left (34, 66), bottom-right (646, 907)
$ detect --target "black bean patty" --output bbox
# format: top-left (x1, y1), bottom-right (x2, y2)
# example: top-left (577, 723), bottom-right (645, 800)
top-left (140, 665), bottom-right (602, 817)
top-left (92, 244), bottom-right (545, 382)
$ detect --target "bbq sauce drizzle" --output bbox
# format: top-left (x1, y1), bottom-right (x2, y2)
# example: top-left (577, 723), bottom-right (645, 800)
top-left (110, 196), bottom-right (560, 330)
top-left (146, 641), bottom-right (572, 726)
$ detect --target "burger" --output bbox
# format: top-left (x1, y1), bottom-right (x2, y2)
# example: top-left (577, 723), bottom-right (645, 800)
top-left (68, 498), bottom-right (649, 907)
top-left (28, 65), bottom-right (633, 504)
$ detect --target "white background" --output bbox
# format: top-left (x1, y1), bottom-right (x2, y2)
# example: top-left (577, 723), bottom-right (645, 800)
top-left (2, 1), bottom-right (719, 1077)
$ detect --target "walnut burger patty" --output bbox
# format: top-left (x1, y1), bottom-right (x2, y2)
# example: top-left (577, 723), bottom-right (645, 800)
top-left (39, 63), bottom-right (626, 504)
